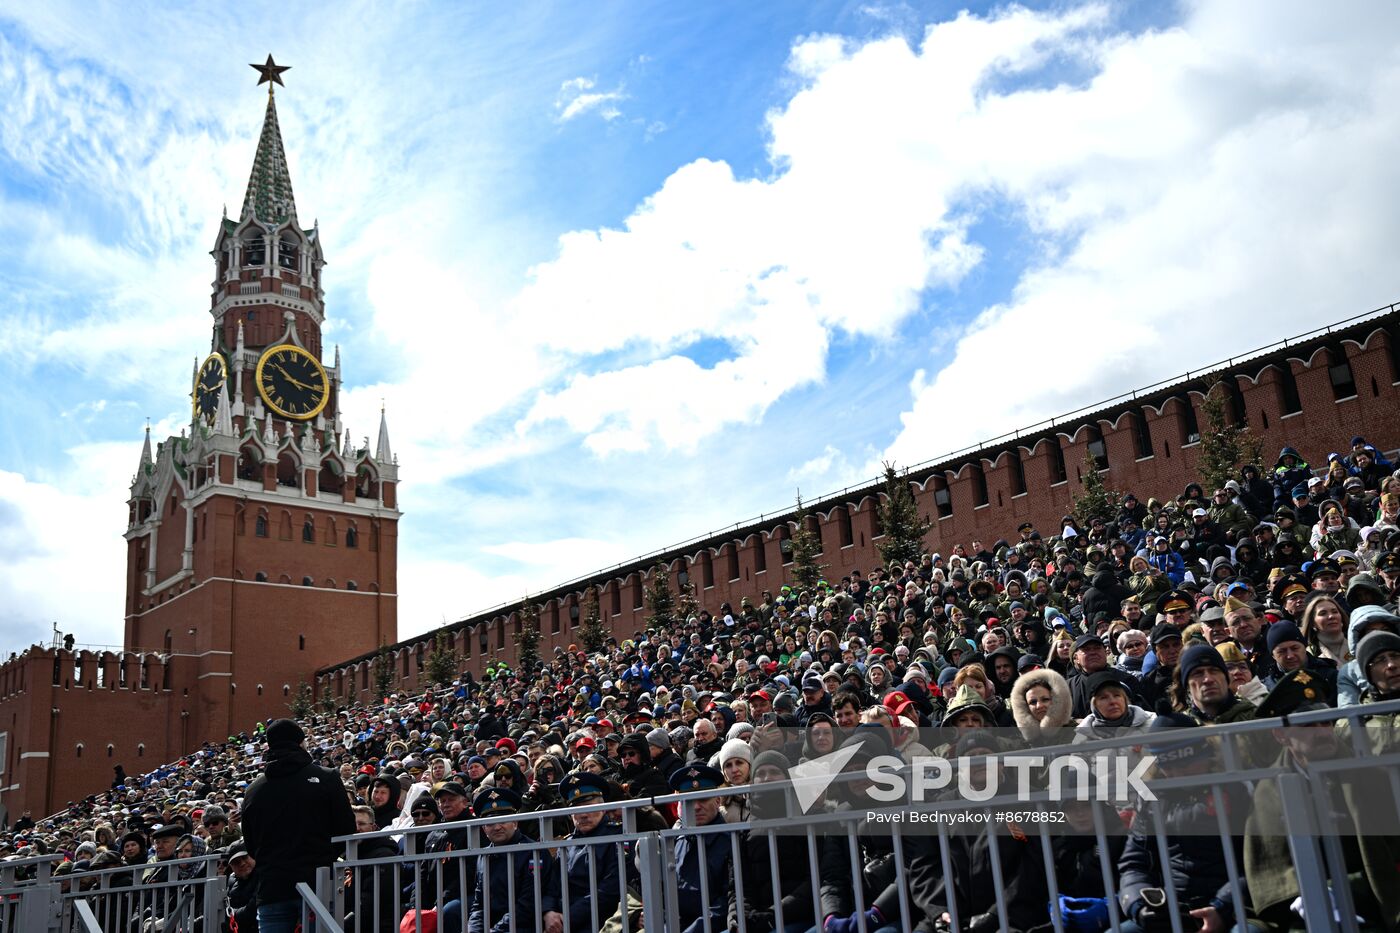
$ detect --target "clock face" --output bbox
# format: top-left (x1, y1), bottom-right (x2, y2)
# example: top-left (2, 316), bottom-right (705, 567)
top-left (255, 344), bottom-right (330, 421)
top-left (192, 353), bottom-right (227, 423)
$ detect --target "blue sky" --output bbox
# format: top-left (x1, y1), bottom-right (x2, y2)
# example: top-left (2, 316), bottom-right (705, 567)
top-left (4, 0), bottom-right (1400, 648)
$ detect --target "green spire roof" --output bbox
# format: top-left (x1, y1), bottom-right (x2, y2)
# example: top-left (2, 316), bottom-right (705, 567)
top-left (241, 93), bottom-right (297, 225)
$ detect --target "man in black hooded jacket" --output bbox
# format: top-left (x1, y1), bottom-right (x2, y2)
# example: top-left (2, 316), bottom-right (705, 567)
top-left (1080, 569), bottom-right (1131, 626)
top-left (242, 719), bottom-right (357, 933)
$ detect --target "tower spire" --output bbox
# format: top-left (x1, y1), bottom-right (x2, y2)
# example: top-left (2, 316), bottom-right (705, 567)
top-left (241, 64), bottom-right (297, 226)
top-left (139, 421), bottom-right (153, 470)
top-left (376, 403), bottom-right (393, 463)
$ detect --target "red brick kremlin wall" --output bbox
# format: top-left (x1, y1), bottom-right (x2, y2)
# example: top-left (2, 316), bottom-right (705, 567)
top-left (319, 306), bottom-right (1400, 699)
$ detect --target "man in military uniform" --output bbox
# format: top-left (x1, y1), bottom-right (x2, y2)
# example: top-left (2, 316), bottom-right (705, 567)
top-left (667, 764), bottom-right (731, 933)
top-left (468, 785), bottom-right (560, 933)
top-left (1374, 551), bottom-right (1400, 600)
top-left (1309, 558), bottom-right (1343, 597)
top-left (552, 772), bottom-right (625, 933)
top-left (1270, 573), bottom-right (1309, 623)
top-left (1156, 590), bottom-right (1197, 628)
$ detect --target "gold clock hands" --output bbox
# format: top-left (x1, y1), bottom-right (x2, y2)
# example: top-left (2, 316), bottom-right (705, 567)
top-left (273, 364), bottom-right (314, 391)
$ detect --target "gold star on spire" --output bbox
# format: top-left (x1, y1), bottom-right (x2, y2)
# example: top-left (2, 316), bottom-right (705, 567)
top-left (250, 55), bottom-right (291, 92)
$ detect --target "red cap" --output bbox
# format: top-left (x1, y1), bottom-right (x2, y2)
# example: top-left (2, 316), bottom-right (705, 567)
top-left (573, 735), bottom-right (596, 750)
top-left (883, 691), bottom-right (914, 717)
top-left (495, 737), bottom-right (517, 754)
top-left (748, 688), bottom-right (771, 701)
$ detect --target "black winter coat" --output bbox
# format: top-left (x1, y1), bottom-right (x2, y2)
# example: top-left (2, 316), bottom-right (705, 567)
top-left (1081, 570), bottom-right (1131, 626)
top-left (818, 814), bottom-right (942, 931)
top-left (241, 745), bottom-right (357, 906)
top-left (1118, 783), bottom-right (1250, 923)
top-left (935, 817), bottom-right (1049, 932)
top-left (346, 836), bottom-right (398, 933)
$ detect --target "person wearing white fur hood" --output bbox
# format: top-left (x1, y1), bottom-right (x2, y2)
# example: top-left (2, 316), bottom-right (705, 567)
top-left (1009, 667), bottom-right (1078, 748)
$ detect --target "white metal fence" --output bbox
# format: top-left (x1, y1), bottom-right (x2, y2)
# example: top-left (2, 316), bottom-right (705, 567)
top-left (5, 698), bottom-right (1400, 933)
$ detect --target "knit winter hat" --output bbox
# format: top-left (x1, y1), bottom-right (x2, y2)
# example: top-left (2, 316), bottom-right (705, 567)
top-left (718, 738), bottom-right (752, 767)
top-left (264, 719), bottom-right (305, 747)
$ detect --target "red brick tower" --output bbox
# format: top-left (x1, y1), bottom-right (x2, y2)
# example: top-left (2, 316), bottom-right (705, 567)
top-left (123, 62), bottom-right (399, 744)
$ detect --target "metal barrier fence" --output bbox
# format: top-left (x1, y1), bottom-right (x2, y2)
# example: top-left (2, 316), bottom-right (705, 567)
top-left (316, 698), bottom-right (1400, 933)
top-left (8, 698), bottom-right (1400, 932)
top-left (0, 852), bottom-right (222, 933)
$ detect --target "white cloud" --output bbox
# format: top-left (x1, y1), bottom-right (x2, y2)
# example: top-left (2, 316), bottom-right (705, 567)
top-left (0, 443), bottom-right (135, 651)
top-left (875, 1), bottom-right (1400, 466)
top-left (555, 76), bottom-right (626, 123)
top-left (7, 0), bottom-right (1400, 649)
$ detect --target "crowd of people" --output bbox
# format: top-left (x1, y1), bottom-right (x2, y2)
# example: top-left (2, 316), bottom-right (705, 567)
top-left (8, 436), bottom-right (1400, 933)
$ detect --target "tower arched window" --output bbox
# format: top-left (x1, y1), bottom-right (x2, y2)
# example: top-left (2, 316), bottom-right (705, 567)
top-left (243, 233), bottom-right (265, 267)
top-left (238, 447), bottom-right (261, 482)
top-left (279, 236), bottom-right (300, 271)
top-left (302, 518), bottom-right (315, 543)
top-left (346, 525), bottom-right (358, 548)
top-left (255, 571), bottom-right (268, 582)
top-left (255, 514), bottom-right (268, 537)
top-left (302, 576), bottom-right (314, 587)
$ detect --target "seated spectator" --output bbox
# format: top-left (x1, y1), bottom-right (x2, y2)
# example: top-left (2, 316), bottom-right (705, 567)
top-left (1010, 667), bottom-right (1077, 748)
top-left (1074, 672), bottom-right (1155, 743)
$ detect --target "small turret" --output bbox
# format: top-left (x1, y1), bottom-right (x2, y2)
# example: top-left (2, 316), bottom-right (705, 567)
top-left (138, 423), bottom-right (153, 472)
top-left (376, 405), bottom-right (393, 464)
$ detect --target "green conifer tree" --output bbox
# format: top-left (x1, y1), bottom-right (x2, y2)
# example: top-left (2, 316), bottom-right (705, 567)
top-left (875, 462), bottom-right (934, 566)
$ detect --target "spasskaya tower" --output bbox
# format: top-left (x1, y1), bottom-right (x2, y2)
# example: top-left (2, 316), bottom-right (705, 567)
top-left (123, 57), bottom-right (400, 744)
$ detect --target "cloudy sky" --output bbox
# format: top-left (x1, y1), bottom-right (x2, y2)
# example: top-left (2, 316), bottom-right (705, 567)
top-left (2, 0), bottom-right (1399, 650)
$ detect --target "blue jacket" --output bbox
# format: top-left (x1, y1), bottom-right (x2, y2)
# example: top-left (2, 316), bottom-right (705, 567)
top-left (1271, 447), bottom-right (1312, 508)
top-left (468, 831), bottom-right (559, 933)
top-left (554, 820), bottom-right (626, 932)
top-left (673, 813), bottom-right (732, 933)
top-left (1145, 550), bottom-right (1186, 586)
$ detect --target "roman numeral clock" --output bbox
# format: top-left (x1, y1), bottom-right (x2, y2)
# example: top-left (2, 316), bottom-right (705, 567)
top-left (255, 344), bottom-right (329, 419)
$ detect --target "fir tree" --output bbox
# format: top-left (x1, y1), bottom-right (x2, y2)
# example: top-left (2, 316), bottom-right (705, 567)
top-left (517, 602), bottom-right (542, 673)
top-left (425, 629), bottom-right (459, 687)
top-left (875, 462), bottom-right (934, 566)
top-left (790, 492), bottom-right (826, 589)
top-left (371, 643), bottom-right (395, 702)
top-left (578, 587), bottom-right (607, 653)
top-left (645, 561), bottom-right (676, 629)
top-left (676, 574), bottom-right (701, 623)
top-left (1196, 381), bottom-right (1265, 494)
top-left (286, 679), bottom-right (313, 719)
top-left (318, 690), bottom-right (338, 715)
top-left (1071, 451), bottom-right (1122, 527)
